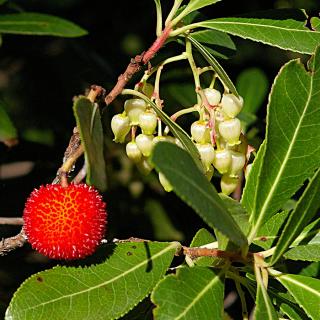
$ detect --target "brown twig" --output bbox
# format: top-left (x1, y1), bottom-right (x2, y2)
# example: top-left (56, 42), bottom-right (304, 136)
top-left (104, 24), bottom-right (172, 106)
top-left (181, 246), bottom-right (253, 263)
top-left (0, 217), bottom-right (24, 225)
top-left (0, 229), bottom-right (26, 256)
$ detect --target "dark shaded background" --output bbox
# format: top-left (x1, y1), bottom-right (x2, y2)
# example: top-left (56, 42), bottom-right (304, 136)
top-left (0, 0), bottom-right (318, 318)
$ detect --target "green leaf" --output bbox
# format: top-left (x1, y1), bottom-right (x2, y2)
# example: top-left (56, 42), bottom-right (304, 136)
top-left (299, 262), bottom-right (320, 278)
top-left (272, 272), bottom-right (320, 320)
top-left (188, 35), bottom-right (239, 97)
top-left (279, 303), bottom-right (306, 320)
top-left (188, 228), bottom-right (217, 266)
top-left (284, 244), bottom-right (320, 262)
top-left (255, 286), bottom-right (278, 319)
top-left (173, 0), bottom-right (221, 24)
top-left (196, 9), bottom-right (320, 54)
top-left (292, 218), bottom-right (320, 247)
top-left (0, 102), bottom-right (17, 144)
top-left (125, 90), bottom-right (202, 170)
top-left (237, 68), bottom-right (269, 128)
top-left (241, 141), bottom-right (266, 219)
top-left (184, 0), bottom-right (221, 14)
top-left (253, 211), bottom-right (289, 250)
top-left (190, 29), bottom-right (236, 59)
top-left (73, 97), bottom-right (107, 191)
top-left (6, 241), bottom-right (178, 320)
top-left (254, 268), bottom-right (278, 320)
top-left (219, 194), bottom-right (250, 235)
top-left (152, 267), bottom-right (224, 320)
top-left (150, 142), bottom-right (247, 248)
top-left (244, 46), bottom-right (320, 242)
top-left (0, 13), bottom-right (87, 37)
top-left (271, 169), bottom-right (320, 265)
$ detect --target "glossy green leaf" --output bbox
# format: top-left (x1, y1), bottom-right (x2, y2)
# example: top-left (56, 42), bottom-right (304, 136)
top-left (190, 29), bottom-right (236, 59)
top-left (125, 90), bottom-right (202, 170)
top-left (151, 142), bottom-right (247, 247)
top-left (272, 272), bottom-right (320, 320)
top-left (237, 68), bottom-right (268, 128)
top-left (241, 141), bottom-right (266, 219)
top-left (188, 36), bottom-right (239, 97)
top-left (253, 211), bottom-right (289, 250)
top-left (284, 244), bottom-right (320, 262)
top-left (243, 46), bottom-right (320, 242)
top-left (254, 267), bottom-right (278, 320)
top-left (271, 169), bottom-right (320, 265)
top-left (292, 218), bottom-right (320, 247)
top-left (219, 194), bottom-right (250, 235)
top-left (279, 303), bottom-right (306, 320)
top-left (0, 102), bottom-right (17, 144)
top-left (196, 9), bottom-right (320, 54)
top-left (152, 267), bottom-right (224, 320)
top-left (0, 13), bottom-right (87, 37)
top-left (188, 228), bottom-right (217, 266)
top-left (73, 97), bottom-right (107, 191)
top-left (6, 241), bottom-right (178, 320)
top-left (173, 0), bottom-right (221, 24)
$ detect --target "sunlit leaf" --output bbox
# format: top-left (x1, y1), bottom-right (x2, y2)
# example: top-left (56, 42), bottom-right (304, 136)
top-left (152, 267), bottom-right (224, 320)
top-left (271, 169), bottom-right (320, 265)
top-left (6, 242), bottom-right (178, 320)
top-left (243, 46), bottom-right (320, 242)
top-left (273, 272), bottom-right (320, 320)
top-left (197, 9), bottom-right (320, 54)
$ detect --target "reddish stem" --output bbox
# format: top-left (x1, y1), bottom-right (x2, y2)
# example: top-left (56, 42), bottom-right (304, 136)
top-left (105, 25), bottom-right (172, 106)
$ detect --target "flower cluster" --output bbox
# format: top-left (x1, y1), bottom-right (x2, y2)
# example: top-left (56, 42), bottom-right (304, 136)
top-left (111, 97), bottom-right (176, 191)
top-left (191, 88), bottom-right (246, 195)
top-left (111, 86), bottom-right (247, 195)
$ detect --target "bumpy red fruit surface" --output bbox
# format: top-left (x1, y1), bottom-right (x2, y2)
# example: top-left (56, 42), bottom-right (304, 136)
top-left (23, 183), bottom-right (106, 260)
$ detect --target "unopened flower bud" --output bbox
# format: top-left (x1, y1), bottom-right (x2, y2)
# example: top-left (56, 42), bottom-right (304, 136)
top-left (220, 93), bottom-right (243, 118)
top-left (126, 141), bottom-right (142, 163)
top-left (191, 120), bottom-right (211, 144)
top-left (213, 149), bottom-right (232, 174)
top-left (196, 143), bottom-right (215, 171)
top-left (139, 111), bottom-right (157, 135)
top-left (203, 88), bottom-right (221, 106)
top-left (136, 134), bottom-right (154, 157)
top-left (159, 172), bottom-right (173, 192)
top-left (153, 135), bottom-right (175, 145)
top-left (124, 99), bottom-right (148, 125)
top-left (221, 174), bottom-right (239, 195)
top-left (218, 118), bottom-right (241, 146)
top-left (136, 157), bottom-right (153, 175)
top-left (205, 165), bottom-right (214, 181)
top-left (229, 151), bottom-right (246, 177)
top-left (111, 114), bottom-right (130, 143)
